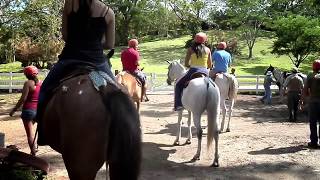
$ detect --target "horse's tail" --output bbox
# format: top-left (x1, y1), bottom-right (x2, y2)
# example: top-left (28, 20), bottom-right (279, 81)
top-left (101, 85), bottom-right (141, 180)
top-left (228, 76), bottom-right (238, 101)
top-left (205, 78), bottom-right (220, 150)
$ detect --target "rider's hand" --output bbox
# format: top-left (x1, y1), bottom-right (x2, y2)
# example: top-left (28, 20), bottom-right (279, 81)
top-left (106, 49), bottom-right (115, 59)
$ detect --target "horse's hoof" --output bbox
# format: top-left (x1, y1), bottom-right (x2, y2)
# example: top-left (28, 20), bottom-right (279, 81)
top-left (185, 139), bottom-right (191, 145)
top-left (211, 162), bottom-right (219, 167)
top-left (226, 128), bottom-right (230, 132)
top-left (173, 141), bottom-right (180, 146)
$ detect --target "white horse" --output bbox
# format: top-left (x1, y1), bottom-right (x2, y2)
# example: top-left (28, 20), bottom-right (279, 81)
top-left (211, 72), bottom-right (238, 133)
top-left (166, 60), bottom-right (221, 167)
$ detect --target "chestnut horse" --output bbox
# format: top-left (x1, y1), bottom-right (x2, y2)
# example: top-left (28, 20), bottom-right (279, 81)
top-left (115, 71), bottom-right (143, 111)
top-left (41, 74), bottom-right (141, 180)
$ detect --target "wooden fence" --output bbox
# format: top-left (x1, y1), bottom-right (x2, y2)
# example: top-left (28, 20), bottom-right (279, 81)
top-left (0, 72), bottom-right (278, 94)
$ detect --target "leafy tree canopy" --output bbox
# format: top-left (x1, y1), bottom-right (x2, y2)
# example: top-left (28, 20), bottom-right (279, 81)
top-left (272, 15), bottom-right (320, 67)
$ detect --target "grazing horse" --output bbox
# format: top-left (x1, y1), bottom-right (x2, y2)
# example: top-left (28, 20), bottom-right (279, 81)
top-left (115, 71), bottom-right (143, 111)
top-left (41, 72), bottom-right (141, 180)
top-left (211, 72), bottom-right (238, 133)
top-left (166, 60), bottom-right (221, 167)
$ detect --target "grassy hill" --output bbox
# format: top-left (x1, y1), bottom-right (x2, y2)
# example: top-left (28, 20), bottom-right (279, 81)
top-left (0, 35), bottom-right (315, 75)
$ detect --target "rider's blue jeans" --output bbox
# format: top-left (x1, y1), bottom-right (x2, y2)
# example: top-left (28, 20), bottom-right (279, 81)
top-left (174, 67), bottom-right (208, 110)
top-left (262, 84), bottom-right (272, 104)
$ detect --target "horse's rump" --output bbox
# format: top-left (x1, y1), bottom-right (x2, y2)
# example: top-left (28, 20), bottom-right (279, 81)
top-left (215, 73), bottom-right (238, 100)
top-left (116, 71), bottom-right (142, 102)
top-left (43, 73), bottom-right (141, 179)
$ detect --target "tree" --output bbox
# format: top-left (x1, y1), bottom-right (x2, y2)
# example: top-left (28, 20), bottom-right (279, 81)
top-left (225, 0), bottom-right (269, 59)
top-left (105, 0), bottom-right (148, 45)
top-left (168, 0), bottom-right (207, 36)
top-left (272, 15), bottom-right (320, 68)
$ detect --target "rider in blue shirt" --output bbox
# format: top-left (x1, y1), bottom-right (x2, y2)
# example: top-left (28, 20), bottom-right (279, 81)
top-left (212, 42), bottom-right (232, 74)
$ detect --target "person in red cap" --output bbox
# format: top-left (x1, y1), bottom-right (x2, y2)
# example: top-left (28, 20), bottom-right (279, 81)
top-left (300, 60), bottom-right (320, 148)
top-left (121, 38), bottom-right (149, 101)
top-left (211, 41), bottom-right (232, 75)
top-left (10, 66), bottom-right (42, 155)
top-left (173, 32), bottom-right (212, 111)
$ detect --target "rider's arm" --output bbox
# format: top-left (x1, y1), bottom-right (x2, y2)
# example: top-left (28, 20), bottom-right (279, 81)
top-left (300, 76), bottom-right (311, 105)
top-left (103, 6), bottom-right (115, 49)
top-left (9, 81), bottom-right (31, 116)
top-left (228, 54), bottom-right (232, 67)
top-left (207, 48), bottom-right (212, 69)
top-left (184, 48), bottom-right (192, 68)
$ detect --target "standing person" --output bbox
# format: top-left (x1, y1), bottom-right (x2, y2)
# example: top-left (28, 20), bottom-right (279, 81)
top-left (9, 66), bottom-right (42, 155)
top-left (36, 0), bottom-right (115, 145)
top-left (283, 67), bottom-right (304, 121)
top-left (261, 71), bottom-right (275, 105)
top-left (211, 42), bottom-right (232, 76)
top-left (120, 39), bottom-right (149, 102)
top-left (174, 32), bottom-right (212, 111)
top-left (300, 60), bottom-right (320, 149)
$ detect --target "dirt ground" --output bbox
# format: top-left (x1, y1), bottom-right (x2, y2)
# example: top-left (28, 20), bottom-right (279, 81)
top-left (1, 93), bottom-right (320, 180)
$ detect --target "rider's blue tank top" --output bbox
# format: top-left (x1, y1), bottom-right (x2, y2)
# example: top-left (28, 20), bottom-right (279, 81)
top-left (59, 5), bottom-right (109, 64)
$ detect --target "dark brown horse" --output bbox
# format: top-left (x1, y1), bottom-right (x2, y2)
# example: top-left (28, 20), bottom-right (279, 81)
top-left (115, 72), bottom-right (143, 111)
top-left (41, 74), bottom-right (141, 180)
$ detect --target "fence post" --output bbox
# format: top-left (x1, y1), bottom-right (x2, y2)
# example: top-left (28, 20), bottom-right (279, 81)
top-left (9, 72), bottom-right (13, 93)
top-left (256, 75), bottom-right (260, 95)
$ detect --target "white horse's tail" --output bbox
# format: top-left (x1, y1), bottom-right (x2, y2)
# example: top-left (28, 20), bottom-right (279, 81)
top-left (228, 75), bottom-right (238, 101)
top-left (205, 78), bottom-right (220, 150)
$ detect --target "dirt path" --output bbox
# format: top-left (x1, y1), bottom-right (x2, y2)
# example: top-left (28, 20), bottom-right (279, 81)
top-left (1, 93), bottom-right (320, 180)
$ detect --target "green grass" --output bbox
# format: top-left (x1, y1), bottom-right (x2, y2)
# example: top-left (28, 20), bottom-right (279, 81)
top-left (109, 35), bottom-right (190, 74)
top-left (0, 62), bottom-right (22, 73)
top-left (0, 34), bottom-right (315, 75)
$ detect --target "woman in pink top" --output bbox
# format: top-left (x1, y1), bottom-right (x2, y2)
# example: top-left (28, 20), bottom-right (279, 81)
top-left (10, 66), bottom-right (42, 155)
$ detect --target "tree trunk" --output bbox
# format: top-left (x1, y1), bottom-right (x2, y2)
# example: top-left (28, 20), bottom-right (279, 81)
top-left (118, 18), bottom-right (131, 45)
top-left (248, 47), bottom-right (253, 59)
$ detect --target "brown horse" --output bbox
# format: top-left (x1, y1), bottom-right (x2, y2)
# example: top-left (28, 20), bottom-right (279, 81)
top-left (115, 71), bottom-right (143, 111)
top-left (41, 74), bottom-right (141, 180)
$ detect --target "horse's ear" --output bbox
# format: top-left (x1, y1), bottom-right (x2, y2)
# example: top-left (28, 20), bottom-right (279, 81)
top-left (166, 60), bottom-right (170, 64)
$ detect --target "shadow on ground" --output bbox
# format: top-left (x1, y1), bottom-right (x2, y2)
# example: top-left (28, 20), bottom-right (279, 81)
top-left (234, 95), bottom-right (308, 124)
top-left (140, 142), bottom-right (319, 180)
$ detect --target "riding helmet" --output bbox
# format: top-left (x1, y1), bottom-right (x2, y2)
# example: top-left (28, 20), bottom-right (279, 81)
top-left (313, 60), bottom-right (320, 72)
top-left (194, 32), bottom-right (207, 44)
top-left (217, 42), bottom-right (227, 50)
top-left (128, 39), bottom-right (139, 48)
top-left (23, 66), bottom-right (38, 77)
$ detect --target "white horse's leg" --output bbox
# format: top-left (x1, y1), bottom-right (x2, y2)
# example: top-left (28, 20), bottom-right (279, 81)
top-left (186, 111), bottom-right (192, 144)
top-left (226, 99), bottom-right (235, 132)
top-left (211, 128), bottom-right (219, 167)
top-left (192, 113), bottom-right (202, 161)
top-left (174, 110), bottom-right (183, 146)
top-left (219, 100), bottom-right (227, 133)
